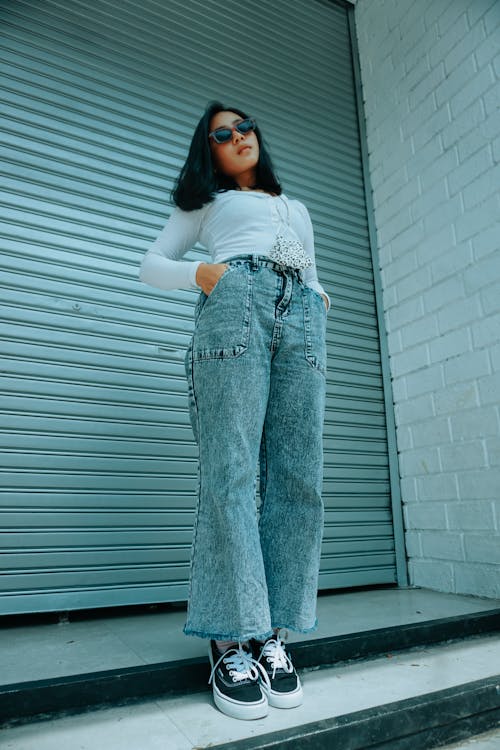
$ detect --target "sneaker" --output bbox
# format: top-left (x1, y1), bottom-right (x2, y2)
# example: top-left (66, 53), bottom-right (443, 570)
top-left (249, 631), bottom-right (303, 708)
top-left (208, 640), bottom-right (269, 720)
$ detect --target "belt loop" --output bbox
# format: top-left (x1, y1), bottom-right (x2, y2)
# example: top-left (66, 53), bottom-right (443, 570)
top-left (251, 254), bottom-right (259, 272)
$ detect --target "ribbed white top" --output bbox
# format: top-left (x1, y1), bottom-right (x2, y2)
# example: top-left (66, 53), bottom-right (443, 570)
top-left (139, 190), bottom-right (331, 309)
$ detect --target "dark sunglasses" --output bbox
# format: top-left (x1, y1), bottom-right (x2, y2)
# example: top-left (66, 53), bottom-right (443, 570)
top-left (208, 117), bottom-right (256, 144)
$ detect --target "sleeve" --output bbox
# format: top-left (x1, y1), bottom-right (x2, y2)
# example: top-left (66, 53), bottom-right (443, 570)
top-left (139, 205), bottom-right (206, 291)
top-left (295, 202), bottom-right (331, 312)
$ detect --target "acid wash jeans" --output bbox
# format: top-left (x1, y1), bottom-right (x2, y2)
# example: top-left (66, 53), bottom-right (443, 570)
top-left (183, 254), bottom-right (327, 642)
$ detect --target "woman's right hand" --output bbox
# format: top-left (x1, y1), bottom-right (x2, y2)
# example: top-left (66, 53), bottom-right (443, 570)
top-left (195, 262), bottom-right (229, 295)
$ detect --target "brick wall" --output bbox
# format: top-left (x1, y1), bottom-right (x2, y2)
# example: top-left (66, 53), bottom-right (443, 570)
top-left (353, 0), bottom-right (500, 598)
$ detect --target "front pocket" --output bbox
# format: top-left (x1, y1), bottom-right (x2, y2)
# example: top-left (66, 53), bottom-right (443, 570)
top-left (309, 288), bottom-right (328, 314)
top-left (192, 266), bottom-right (253, 361)
top-left (302, 287), bottom-right (327, 376)
top-left (193, 265), bottom-right (231, 325)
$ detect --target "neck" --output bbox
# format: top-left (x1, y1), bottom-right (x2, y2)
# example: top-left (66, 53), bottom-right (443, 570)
top-left (236, 168), bottom-right (258, 190)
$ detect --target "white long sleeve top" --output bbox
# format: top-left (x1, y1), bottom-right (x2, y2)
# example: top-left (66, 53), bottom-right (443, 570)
top-left (139, 189), bottom-right (331, 310)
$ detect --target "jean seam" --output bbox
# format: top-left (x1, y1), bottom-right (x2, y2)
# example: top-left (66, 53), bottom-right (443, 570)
top-left (184, 343), bottom-right (202, 621)
top-left (258, 424), bottom-right (268, 529)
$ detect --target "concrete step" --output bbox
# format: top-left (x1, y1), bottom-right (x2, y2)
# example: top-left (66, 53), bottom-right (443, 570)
top-left (1, 632), bottom-right (499, 749)
top-left (2, 588), bottom-right (500, 748)
top-left (2, 602), bottom-right (500, 726)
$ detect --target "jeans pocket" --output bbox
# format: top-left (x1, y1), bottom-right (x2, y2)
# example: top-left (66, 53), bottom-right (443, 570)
top-left (303, 287), bottom-right (327, 376)
top-left (184, 338), bottom-right (199, 444)
top-left (310, 288), bottom-right (328, 314)
top-left (193, 265), bottom-right (231, 325)
top-left (192, 266), bottom-right (253, 361)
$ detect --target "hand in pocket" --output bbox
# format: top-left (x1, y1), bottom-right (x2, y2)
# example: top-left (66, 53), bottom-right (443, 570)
top-left (195, 263), bottom-right (230, 295)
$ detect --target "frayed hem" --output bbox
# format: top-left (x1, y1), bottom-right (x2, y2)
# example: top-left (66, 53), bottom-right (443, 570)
top-left (183, 625), bottom-right (275, 642)
top-left (183, 616), bottom-right (318, 641)
top-left (271, 617), bottom-right (318, 635)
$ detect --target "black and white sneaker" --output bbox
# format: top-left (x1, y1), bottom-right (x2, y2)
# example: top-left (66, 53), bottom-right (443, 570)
top-left (249, 630), bottom-right (303, 708)
top-left (208, 640), bottom-right (270, 720)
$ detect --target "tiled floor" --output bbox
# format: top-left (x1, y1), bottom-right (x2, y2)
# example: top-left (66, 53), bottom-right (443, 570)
top-left (2, 586), bottom-right (500, 686)
top-left (1, 631), bottom-right (500, 749)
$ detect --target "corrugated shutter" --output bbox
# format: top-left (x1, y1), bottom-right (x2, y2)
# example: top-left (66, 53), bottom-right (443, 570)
top-left (0, 0), bottom-right (397, 615)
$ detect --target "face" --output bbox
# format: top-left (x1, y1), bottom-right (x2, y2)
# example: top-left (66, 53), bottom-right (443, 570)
top-left (209, 110), bottom-right (260, 185)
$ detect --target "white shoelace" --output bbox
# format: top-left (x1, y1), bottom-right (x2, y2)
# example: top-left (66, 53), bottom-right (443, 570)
top-left (259, 636), bottom-right (294, 680)
top-left (209, 643), bottom-right (271, 690)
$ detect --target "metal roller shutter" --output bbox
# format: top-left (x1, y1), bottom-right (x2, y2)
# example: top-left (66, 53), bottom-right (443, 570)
top-left (0, 0), bottom-right (399, 614)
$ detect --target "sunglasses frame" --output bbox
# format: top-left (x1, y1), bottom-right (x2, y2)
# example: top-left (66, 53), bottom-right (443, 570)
top-left (208, 117), bottom-right (257, 144)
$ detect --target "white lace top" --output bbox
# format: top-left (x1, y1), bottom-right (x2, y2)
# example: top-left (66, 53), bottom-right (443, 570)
top-left (139, 190), bottom-right (331, 310)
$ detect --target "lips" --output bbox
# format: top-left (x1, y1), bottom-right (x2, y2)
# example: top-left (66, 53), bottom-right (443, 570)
top-left (238, 145), bottom-right (251, 154)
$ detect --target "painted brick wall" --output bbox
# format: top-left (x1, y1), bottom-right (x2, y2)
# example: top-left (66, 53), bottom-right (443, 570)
top-left (353, 0), bottom-right (500, 598)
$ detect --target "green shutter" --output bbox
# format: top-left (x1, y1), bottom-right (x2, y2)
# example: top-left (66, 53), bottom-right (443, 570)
top-left (0, 0), bottom-right (398, 614)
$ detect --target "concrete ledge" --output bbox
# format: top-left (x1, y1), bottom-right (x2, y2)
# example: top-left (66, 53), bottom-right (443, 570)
top-left (2, 608), bottom-right (500, 727)
top-left (207, 675), bottom-right (500, 750)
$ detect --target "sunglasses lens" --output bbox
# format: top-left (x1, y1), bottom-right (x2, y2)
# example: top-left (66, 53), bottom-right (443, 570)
top-left (236, 118), bottom-right (255, 134)
top-left (213, 129), bottom-right (232, 143)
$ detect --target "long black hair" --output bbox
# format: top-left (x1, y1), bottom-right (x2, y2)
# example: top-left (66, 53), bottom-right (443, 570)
top-left (171, 101), bottom-right (282, 211)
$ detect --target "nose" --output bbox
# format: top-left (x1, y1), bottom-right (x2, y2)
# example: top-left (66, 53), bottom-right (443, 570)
top-left (232, 128), bottom-right (245, 143)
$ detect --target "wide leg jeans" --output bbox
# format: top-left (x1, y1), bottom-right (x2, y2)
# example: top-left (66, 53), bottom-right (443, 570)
top-left (183, 254), bottom-right (327, 641)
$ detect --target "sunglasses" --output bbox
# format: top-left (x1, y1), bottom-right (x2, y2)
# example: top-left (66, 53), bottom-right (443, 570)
top-left (209, 117), bottom-right (256, 144)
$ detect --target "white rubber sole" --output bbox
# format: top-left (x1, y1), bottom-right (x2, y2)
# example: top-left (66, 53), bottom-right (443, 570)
top-left (212, 687), bottom-right (269, 720)
top-left (260, 680), bottom-right (304, 709)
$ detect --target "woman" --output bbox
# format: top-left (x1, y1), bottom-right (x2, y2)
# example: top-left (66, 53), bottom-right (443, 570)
top-left (139, 101), bottom-right (330, 721)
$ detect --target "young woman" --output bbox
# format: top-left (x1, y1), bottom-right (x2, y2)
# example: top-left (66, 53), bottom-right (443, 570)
top-left (139, 101), bottom-right (330, 721)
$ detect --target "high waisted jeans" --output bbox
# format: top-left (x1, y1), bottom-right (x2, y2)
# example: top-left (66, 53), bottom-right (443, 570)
top-left (183, 254), bottom-right (327, 642)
